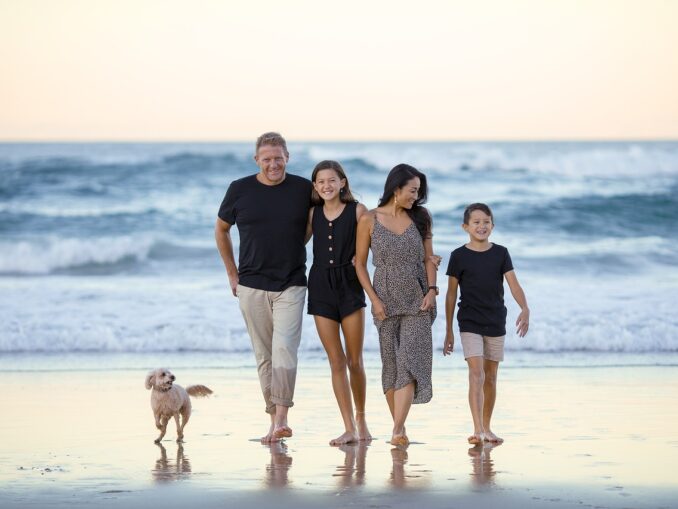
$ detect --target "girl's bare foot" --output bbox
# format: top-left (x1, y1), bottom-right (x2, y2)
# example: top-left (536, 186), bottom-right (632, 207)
top-left (467, 432), bottom-right (484, 445)
top-left (484, 430), bottom-right (504, 443)
top-left (330, 431), bottom-right (358, 446)
top-left (355, 412), bottom-right (372, 441)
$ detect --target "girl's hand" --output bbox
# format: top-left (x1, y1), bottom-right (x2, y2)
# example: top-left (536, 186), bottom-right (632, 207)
top-left (443, 331), bottom-right (454, 356)
top-left (371, 298), bottom-right (387, 321)
top-left (420, 289), bottom-right (436, 311)
top-left (516, 308), bottom-right (530, 337)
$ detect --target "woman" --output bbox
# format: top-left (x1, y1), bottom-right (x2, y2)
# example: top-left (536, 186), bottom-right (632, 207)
top-left (307, 160), bottom-right (372, 445)
top-left (355, 163), bottom-right (437, 446)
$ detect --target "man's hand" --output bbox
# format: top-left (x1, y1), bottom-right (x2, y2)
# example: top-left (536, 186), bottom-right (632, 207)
top-left (228, 273), bottom-right (239, 297)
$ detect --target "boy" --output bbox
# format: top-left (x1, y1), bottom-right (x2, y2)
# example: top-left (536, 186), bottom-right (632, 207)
top-left (443, 203), bottom-right (529, 444)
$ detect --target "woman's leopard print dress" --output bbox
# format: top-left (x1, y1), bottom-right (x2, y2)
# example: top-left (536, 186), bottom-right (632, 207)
top-left (371, 219), bottom-right (435, 404)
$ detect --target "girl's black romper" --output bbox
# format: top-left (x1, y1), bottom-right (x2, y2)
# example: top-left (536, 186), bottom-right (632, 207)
top-left (307, 201), bottom-right (366, 322)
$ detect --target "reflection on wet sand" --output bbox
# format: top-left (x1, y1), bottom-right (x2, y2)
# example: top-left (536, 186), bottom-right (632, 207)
top-left (468, 442), bottom-right (500, 488)
top-left (390, 445), bottom-right (432, 489)
top-left (333, 443), bottom-right (368, 488)
top-left (264, 441), bottom-right (293, 488)
top-left (152, 443), bottom-right (192, 483)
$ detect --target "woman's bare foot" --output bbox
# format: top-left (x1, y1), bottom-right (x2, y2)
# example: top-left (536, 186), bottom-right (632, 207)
top-left (467, 432), bottom-right (484, 445)
top-left (355, 412), bottom-right (372, 441)
top-left (273, 425), bottom-right (293, 439)
top-left (484, 430), bottom-right (504, 443)
top-left (330, 431), bottom-right (358, 446)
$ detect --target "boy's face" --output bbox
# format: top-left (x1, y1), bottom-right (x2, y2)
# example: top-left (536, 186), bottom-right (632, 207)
top-left (463, 210), bottom-right (494, 242)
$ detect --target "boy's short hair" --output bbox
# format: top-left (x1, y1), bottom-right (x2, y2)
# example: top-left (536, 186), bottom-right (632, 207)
top-left (255, 132), bottom-right (289, 156)
top-left (463, 203), bottom-right (494, 224)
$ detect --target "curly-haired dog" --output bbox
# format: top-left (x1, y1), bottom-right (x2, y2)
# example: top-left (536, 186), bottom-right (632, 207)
top-left (145, 368), bottom-right (213, 443)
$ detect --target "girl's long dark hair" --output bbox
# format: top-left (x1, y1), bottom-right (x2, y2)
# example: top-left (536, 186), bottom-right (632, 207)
top-left (378, 163), bottom-right (431, 239)
top-left (311, 160), bottom-right (357, 206)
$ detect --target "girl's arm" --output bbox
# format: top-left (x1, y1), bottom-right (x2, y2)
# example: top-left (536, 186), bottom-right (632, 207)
top-left (304, 207), bottom-right (314, 244)
top-left (505, 270), bottom-right (529, 337)
top-left (355, 211), bottom-right (386, 321)
top-left (443, 276), bottom-right (458, 355)
top-left (420, 234), bottom-right (437, 311)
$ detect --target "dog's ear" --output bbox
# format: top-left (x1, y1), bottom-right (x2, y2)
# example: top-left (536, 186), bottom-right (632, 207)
top-left (145, 370), bottom-right (155, 390)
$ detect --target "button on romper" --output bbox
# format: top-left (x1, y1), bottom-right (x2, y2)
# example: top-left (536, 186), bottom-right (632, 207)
top-left (371, 219), bottom-right (435, 404)
top-left (307, 201), bottom-right (366, 322)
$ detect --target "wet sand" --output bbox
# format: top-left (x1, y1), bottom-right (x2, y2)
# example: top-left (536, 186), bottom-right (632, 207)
top-left (1, 354), bottom-right (677, 508)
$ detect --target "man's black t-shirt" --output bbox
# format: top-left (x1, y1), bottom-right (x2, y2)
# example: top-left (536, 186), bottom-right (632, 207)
top-left (218, 174), bottom-right (312, 291)
top-left (446, 244), bottom-right (514, 337)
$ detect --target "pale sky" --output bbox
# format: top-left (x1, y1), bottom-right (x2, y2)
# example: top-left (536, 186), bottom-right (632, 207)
top-left (1, 0), bottom-right (677, 141)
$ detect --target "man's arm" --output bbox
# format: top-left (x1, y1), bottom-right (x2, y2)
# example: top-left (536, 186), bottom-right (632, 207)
top-left (215, 218), bottom-right (239, 297)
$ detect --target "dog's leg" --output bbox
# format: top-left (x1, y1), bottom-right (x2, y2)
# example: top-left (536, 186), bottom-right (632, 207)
top-left (155, 415), bottom-right (169, 443)
top-left (174, 414), bottom-right (184, 443)
top-left (178, 406), bottom-right (190, 443)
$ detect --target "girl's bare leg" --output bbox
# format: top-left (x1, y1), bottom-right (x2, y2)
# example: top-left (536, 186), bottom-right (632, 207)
top-left (315, 315), bottom-right (358, 445)
top-left (341, 309), bottom-right (372, 440)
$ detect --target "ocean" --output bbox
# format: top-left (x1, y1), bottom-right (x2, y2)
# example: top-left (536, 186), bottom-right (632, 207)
top-left (1, 141), bottom-right (677, 363)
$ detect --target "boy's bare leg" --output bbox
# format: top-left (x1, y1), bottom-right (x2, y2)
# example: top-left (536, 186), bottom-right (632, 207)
top-left (466, 356), bottom-right (485, 444)
top-left (482, 359), bottom-right (503, 443)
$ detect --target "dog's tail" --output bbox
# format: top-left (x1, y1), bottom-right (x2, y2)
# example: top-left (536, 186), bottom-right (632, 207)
top-left (186, 385), bottom-right (213, 398)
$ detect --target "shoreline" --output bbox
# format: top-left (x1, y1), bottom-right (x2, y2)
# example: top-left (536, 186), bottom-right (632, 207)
top-left (2, 358), bottom-right (677, 508)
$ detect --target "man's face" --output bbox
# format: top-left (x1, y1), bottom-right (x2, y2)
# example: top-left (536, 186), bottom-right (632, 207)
top-left (254, 144), bottom-right (288, 185)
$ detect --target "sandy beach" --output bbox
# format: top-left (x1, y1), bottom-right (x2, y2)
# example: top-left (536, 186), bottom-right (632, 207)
top-left (1, 352), bottom-right (676, 509)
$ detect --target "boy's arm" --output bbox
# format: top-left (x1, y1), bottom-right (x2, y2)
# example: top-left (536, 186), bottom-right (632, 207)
top-left (504, 270), bottom-right (529, 337)
top-left (443, 276), bottom-right (459, 355)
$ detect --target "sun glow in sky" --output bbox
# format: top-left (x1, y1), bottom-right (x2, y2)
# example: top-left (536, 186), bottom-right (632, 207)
top-left (1, 0), bottom-right (677, 141)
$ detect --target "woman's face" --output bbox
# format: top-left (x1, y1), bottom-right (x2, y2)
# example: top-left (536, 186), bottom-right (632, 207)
top-left (395, 177), bottom-right (420, 209)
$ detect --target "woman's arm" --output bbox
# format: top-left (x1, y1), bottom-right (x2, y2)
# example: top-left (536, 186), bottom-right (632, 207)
top-left (355, 211), bottom-right (386, 321)
top-left (420, 214), bottom-right (437, 311)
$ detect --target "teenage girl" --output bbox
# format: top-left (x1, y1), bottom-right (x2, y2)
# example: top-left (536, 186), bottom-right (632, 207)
top-left (307, 160), bottom-right (372, 445)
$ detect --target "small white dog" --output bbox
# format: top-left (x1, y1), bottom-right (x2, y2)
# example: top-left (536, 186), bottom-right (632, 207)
top-left (145, 368), bottom-right (213, 443)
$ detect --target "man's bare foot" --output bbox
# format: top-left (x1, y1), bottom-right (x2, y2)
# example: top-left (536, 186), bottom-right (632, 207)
top-left (484, 430), bottom-right (504, 443)
top-left (467, 432), bottom-right (484, 445)
top-left (273, 425), bottom-right (293, 439)
top-left (330, 431), bottom-right (358, 446)
top-left (356, 413), bottom-right (372, 441)
top-left (390, 434), bottom-right (409, 446)
top-left (260, 422), bottom-right (280, 443)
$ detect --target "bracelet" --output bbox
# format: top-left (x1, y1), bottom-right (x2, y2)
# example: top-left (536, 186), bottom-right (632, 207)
top-left (428, 285), bottom-right (439, 295)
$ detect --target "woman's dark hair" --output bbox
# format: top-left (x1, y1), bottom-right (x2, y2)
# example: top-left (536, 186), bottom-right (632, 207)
top-left (311, 160), bottom-right (357, 205)
top-left (378, 163), bottom-right (431, 239)
top-left (463, 203), bottom-right (494, 224)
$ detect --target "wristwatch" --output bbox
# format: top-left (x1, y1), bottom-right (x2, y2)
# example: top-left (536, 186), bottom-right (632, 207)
top-left (428, 285), bottom-right (439, 296)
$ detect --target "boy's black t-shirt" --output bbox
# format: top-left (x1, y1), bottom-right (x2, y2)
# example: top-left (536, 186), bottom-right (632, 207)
top-left (218, 174), bottom-right (312, 291)
top-left (446, 244), bottom-right (514, 337)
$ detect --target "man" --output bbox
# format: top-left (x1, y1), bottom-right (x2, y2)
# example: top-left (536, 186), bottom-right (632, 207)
top-left (215, 132), bottom-right (312, 443)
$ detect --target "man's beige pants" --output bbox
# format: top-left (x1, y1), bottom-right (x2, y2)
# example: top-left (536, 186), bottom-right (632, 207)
top-left (237, 284), bottom-right (306, 414)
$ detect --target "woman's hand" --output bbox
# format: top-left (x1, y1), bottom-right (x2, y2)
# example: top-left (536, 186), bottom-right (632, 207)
top-left (428, 254), bottom-right (442, 270)
top-left (371, 298), bottom-right (387, 321)
top-left (420, 289), bottom-right (436, 311)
